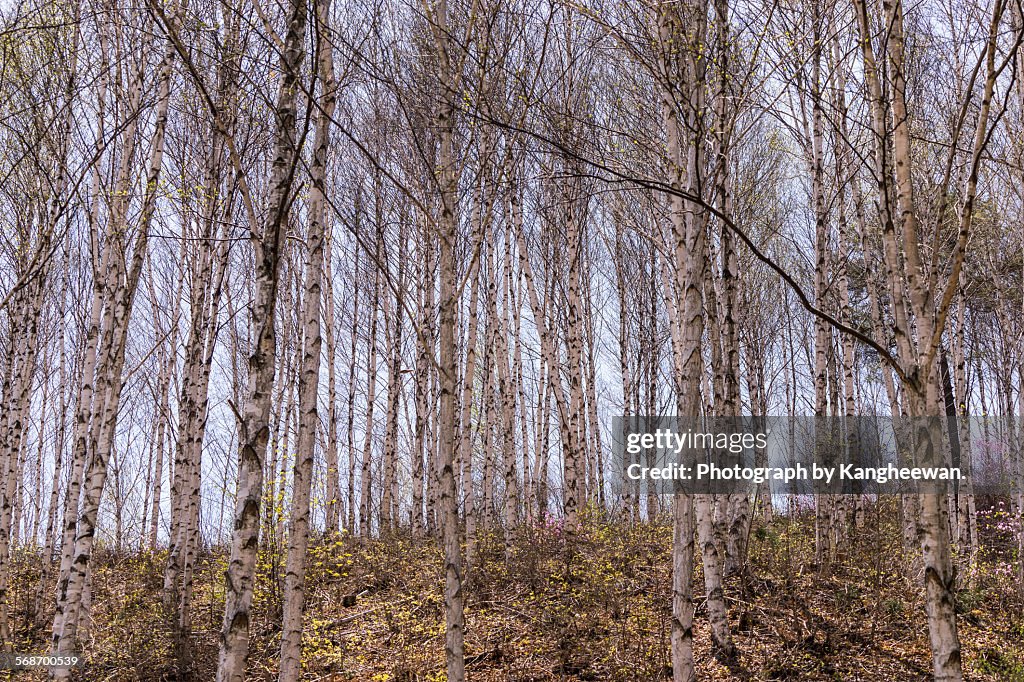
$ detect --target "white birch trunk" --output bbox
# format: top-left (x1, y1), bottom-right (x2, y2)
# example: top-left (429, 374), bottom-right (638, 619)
top-left (215, 0), bottom-right (306, 675)
top-left (277, 4), bottom-right (335, 673)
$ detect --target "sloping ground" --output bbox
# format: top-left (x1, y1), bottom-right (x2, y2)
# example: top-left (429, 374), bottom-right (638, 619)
top-left (10, 501), bottom-right (1024, 681)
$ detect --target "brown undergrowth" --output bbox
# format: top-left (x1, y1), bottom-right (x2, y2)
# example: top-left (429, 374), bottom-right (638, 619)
top-left (6, 499), bottom-right (1023, 681)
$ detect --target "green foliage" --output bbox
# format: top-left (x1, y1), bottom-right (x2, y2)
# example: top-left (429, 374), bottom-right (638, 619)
top-left (976, 648), bottom-right (1024, 681)
top-left (957, 586), bottom-right (986, 615)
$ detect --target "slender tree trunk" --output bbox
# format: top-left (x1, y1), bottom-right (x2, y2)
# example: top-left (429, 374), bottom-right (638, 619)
top-left (0, 285), bottom-right (45, 648)
top-left (412, 237), bottom-right (430, 538)
top-left (324, 250), bottom-right (341, 535)
top-left (359, 244), bottom-right (381, 537)
top-left (430, 0), bottom-right (466, 674)
top-left (459, 263), bottom-right (481, 561)
top-left (381, 228), bottom-right (406, 532)
top-left (345, 247), bottom-right (361, 532)
top-left (278, 4), bottom-right (335, 673)
top-left (216, 0), bottom-right (306, 675)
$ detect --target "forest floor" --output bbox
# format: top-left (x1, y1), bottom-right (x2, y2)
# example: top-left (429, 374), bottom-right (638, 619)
top-left (6, 499), bottom-right (1024, 681)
